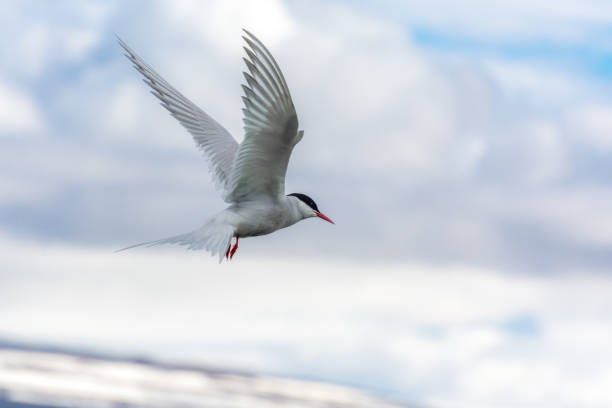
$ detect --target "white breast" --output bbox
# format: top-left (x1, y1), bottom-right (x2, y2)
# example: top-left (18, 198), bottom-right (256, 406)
top-left (225, 197), bottom-right (303, 237)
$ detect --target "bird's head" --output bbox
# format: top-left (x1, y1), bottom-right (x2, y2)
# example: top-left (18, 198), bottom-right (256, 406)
top-left (287, 193), bottom-right (334, 224)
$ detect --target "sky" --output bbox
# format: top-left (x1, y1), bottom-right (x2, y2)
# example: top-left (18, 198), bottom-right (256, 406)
top-left (1, 0), bottom-right (612, 407)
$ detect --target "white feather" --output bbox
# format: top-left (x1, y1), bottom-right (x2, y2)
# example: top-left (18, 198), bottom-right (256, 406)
top-left (116, 217), bottom-right (234, 263)
top-left (225, 29), bottom-right (303, 202)
top-left (117, 36), bottom-right (239, 194)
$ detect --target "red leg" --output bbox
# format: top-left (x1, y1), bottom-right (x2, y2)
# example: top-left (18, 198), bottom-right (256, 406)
top-left (225, 241), bottom-right (231, 260)
top-left (230, 236), bottom-right (239, 260)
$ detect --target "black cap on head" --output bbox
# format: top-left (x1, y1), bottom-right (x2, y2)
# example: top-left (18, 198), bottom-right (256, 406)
top-left (288, 193), bottom-right (319, 212)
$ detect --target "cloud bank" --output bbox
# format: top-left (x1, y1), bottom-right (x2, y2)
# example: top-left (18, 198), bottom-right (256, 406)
top-left (1, 236), bottom-right (612, 407)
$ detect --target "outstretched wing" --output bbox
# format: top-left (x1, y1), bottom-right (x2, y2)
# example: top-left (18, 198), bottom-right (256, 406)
top-left (225, 29), bottom-right (303, 202)
top-left (118, 37), bottom-right (239, 194)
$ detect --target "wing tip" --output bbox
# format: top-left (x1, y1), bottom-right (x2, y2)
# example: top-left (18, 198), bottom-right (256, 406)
top-left (242, 28), bottom-right (261, 45)
top-left (115, 33), bottom-right (130, 52)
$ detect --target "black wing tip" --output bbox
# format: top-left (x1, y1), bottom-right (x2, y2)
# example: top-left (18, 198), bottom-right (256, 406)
top-left (116, 35), bottom-right (139, 62)
top-left (115, 239), bottom-right (159, 253)
top-left (115, 244), bottom-right (136, 253)
top-left (242, 30), bottom-right (264, 50)
top-left (242, 28), bottom-right (255, 43)
top-left (242, 28), bottom-right (263, 45)
top-left (115, 33), bottom-right (129, 49)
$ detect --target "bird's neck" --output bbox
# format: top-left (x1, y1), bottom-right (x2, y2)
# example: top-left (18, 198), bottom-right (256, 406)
top-left (282, 196), bottom-right (308, 224)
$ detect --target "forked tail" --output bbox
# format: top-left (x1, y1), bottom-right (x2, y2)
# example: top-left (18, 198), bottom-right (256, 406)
top-left (116, 219), bottom-right (234, 263)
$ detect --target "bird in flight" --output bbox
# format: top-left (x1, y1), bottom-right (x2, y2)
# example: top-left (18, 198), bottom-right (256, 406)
top-left (117, 30), bottom-right (334, 262)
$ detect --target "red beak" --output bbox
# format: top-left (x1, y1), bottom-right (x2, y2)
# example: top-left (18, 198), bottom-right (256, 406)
top-left (315, 212), bottom-right (335, 224)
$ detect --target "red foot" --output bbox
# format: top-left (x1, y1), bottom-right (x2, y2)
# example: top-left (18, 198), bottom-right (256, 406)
top-left (229, 236), bottom-right (239, 260)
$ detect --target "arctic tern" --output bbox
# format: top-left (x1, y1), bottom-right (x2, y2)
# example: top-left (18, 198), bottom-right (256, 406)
top-left (117, 30), bottom-right (334, 262)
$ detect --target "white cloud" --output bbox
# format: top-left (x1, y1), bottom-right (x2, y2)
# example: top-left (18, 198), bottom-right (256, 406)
top-left (161, 0), bottom-right (296, 56)
top-left (1, 235), bottom-right (612, 407)
top-left (483, 59), bottom-right (592, 106)
top-left (0, 79), bottom-right (44, 134)
top-left (369, 0), bottom-right (612, 44)
top-left (566, 104), bottom-right (612, 151)
top-left (0, 1), bottom-right (109, 80)
top-left (0, 175), bottom-right (53, 206)
top-left (520, 119), bottom-right (568, 184)
top-left (476, 188), bottom-right (612, 248)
